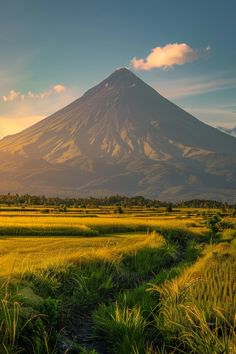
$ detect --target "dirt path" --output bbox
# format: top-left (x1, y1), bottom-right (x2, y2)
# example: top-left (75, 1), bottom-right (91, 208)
top-left (59, 308), bottom-right (108, 353)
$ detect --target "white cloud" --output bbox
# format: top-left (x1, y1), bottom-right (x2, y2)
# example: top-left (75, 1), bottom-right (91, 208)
top-left (0, 85), bottom-right (80, 138)
top-left (53, 84), bottom-right (65, 94)
top-left (131, 43), bottom-right (210, 71)
top-left (3, 90), bottom-right (21, 102)
top-left (2, 84), bottom-right (66, 102)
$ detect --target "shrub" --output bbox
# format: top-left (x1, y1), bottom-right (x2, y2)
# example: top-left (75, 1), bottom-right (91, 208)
top-left (94, 303), bottom-right (147, 354)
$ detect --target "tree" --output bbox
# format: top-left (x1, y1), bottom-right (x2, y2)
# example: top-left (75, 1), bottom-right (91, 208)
top-left (205, 215), bottom-right (221, 244)
top-left (114, 205), bottom-right (124, 214)
top-left (166, 203), bottom-right (173, 213)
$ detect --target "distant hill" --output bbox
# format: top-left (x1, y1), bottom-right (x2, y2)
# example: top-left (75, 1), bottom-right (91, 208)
top-left (0, 68), bottom-right (235, 201)
top-left (217, 126), bottom-right (236, 138)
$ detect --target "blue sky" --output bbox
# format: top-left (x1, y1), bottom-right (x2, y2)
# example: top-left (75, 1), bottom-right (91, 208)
top-left (0, 0), bottom-right (236, 137)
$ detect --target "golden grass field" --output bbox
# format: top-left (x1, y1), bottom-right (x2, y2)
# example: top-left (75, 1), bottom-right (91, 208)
top-left (0, 232), bottom-right (165, 276)
top-left (0, 213), bottom-right (205, 235)
top-left (0, 210), bottom-right (232, 276)
top-left (0, 212), bottom-right (204, 276)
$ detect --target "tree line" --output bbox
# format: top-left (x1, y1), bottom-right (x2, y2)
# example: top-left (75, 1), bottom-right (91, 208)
top-left (0, 193), bottom-right (235, 209)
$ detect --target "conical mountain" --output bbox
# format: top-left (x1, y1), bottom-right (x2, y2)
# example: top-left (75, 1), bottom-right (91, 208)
top-left (0, 68), bottom-right (235, 201)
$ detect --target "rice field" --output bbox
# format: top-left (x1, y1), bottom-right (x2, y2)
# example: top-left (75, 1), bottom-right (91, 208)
top-left (0, 211), bottom-right (203, 276)
top-left (0, 214), bottom-right (205, 236)
top-left (153, 242), bottom-right (236, 321)
top-left (191, 253), bottom-right (236, 318)
top-left (0, 232), bottom-right (164, 276)
top-left (149, 241), bottom-right (236, 353)
top-left (0, 206), bottom-right (235, 353)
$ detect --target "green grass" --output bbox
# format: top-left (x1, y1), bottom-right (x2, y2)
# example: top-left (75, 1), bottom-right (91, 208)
top-left (94, 303), bottom-right (147, 354)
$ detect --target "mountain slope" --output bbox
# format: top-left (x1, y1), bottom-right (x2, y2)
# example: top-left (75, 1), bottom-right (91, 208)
top-left (0, 68), bottom-right (236, 201)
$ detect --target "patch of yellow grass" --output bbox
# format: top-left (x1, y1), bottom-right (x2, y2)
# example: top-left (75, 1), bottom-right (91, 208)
top-left (156, 242), bottom-right (236, 322)
top-left (0, 214), bottom-right (203, 235)
top-left (0, 232), bottom-right (164, 276)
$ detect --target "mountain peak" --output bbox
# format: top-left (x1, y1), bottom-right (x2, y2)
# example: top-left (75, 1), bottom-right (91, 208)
top-left (114, 66), bottom-right (131, 72)
top-left (105, 66), bottom-right (139, 84)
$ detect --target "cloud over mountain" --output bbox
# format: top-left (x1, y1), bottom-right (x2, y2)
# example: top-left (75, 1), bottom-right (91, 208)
top-left (131, 43), bottom-right (210, 70)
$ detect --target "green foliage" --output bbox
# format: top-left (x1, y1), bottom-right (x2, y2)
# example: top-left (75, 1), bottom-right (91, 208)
top-left (41, 208), bottom-right (50, 214)
top-left (219, 220), bottom-right (235, 230)
top-left (67, 262), bottom-right (116, 309)
top-left (23, 270), bottom-right (61, 298)
top-left (205, 214), bottom-right (222, 243)
top-left (67, 344), bottom-right (99, 353)
top-left (1, 193), bottom-right (235, 210)
top-left (0, 300), bottom-right (20, 354)
top-left (122, 243), bottom-right (179, 276)
top-left (205, 215), bottom-right (235, 244)
top-left (114, 205), bottom-right (124, 214)
top-left (165, 204), bottom-right (173, 213)
top-left (157, 227), bottom-right (195, 249)
top-left (39, 297), bottom-right (61, 327)
top-left (94, 303), bottom-right (147, 354)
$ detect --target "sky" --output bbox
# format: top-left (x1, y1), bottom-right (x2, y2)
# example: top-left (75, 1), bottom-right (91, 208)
top-left (0, 0), bottom-right (236, 138)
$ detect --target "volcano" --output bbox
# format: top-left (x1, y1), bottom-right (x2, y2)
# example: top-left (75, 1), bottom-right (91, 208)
top-left (0, 68), bottom-right (236, 201)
